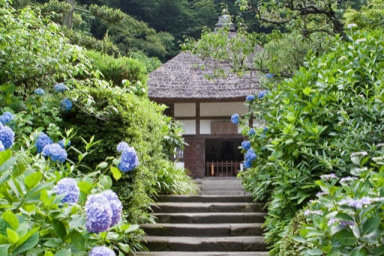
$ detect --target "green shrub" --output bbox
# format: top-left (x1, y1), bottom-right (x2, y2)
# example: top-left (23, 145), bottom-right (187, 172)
top-left (85, 50), bottom-right (148, 88)
top-left (0, 124), bottom-right (140, 255)
top-left (239, 27), bottom-right (384, 254)
top-left (298, 151), bottom-right (384, 255)
top-left (154, 160), bottom-right (197, 195)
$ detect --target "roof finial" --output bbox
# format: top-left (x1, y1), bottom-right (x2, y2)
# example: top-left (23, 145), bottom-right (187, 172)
top-left (215, 9), bottom-right (235, 32)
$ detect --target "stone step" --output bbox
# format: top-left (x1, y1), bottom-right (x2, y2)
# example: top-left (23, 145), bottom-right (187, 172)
top-left (155, 195), bottom-right (253, 203)
top-left (141, 223), bottom-right (264, 237)
top-left (200, 191), bottom-right (249, 196)
top-left (136, 252), bottom-right (269, 256)
top-left (143, 236), bottom-right (267, 251)
top-left (151, 203), bottom-right (263, 213)
top-left (153, 212), bottom-right (266, 224)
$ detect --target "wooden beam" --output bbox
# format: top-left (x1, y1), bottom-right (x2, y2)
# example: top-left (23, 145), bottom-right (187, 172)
top-left (196, 102), bottom-right (200, 136)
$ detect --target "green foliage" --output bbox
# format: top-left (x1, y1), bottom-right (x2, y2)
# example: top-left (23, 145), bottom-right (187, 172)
top-left (235, 0), bottom-right (347, 36)
top-left (154, 160), bottom-right (197, 196)
top-left (298, 152), bottom-right (384, 255)
top-left (0, 2), bottom-right (91, 95)
top-left (279, 210), bottom-right (309, 256)
top-left (0, 130), bottom-right (140, 255)
top-left (343, 0), bottom-right (384, 31)
top-left (85, 50), bottom-right (147, 88)
top-left (108, 16), bottom-right (176, 59)
top-left (239, 28), bottom-right (384, 254)
top-left (62, 28), bottom-right (120, 56)
top-left (88, 4), bottom-right (124, 24)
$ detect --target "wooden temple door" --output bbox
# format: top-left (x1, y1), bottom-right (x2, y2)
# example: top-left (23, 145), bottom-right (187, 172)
top-left (184, 137), bottom-right (205, 178)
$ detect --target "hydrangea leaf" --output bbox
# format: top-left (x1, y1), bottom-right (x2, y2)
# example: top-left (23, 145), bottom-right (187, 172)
top-left (25, 172), bottom-right (42, 190)
top-left (12, 230), bottom-right (39, 255)
top-left (110, 167), bottom-right (122, 181)
top-left (53, 220), bottom-right (67, 240)
top-left (99, 174), bottom-right (112, 189)
top-left (2, 211), bottom-right (18, 230)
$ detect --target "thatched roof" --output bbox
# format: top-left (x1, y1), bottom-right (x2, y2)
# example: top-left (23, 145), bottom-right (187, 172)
top-left (147, 51), bottom-right (263, 102)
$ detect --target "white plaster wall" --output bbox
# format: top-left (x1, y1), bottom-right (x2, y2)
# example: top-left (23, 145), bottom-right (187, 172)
top-left (174, 103), bottom-right (196, 117)
top-left (179, 120), bottom-right (196, 134)
top-left (201, 102), bottom-right (248, 116)
top-left (175, 162), bottom-right (185, 169)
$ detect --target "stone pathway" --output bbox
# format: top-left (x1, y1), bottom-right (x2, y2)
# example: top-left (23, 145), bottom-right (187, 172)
top-left (136, 179), bottom-right (268, 256)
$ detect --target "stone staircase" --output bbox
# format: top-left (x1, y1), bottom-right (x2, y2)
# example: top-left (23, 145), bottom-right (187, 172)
top-left (136, 179), bottom-right (268, 256)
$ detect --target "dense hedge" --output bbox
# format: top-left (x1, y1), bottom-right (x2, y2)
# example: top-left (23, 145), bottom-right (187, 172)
top-left (240, 28), bottom-right (384, 254)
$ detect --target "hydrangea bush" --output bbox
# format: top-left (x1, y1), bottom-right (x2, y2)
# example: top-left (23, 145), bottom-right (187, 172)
top-left (0, 124), bottom-right (139, 255)
top-left (297, 151), bottom-right (384, 255)
top-left (237, 28), bottom-right (384, 253)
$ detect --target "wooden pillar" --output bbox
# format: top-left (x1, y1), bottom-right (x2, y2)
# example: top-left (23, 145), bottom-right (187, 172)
top-left (196, 102), bottom-right (200, 136)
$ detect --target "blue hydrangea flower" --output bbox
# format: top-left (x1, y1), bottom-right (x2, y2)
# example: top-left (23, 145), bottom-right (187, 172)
top-left (243, 160), bottom-right (253, 168)
top-left (34, 88), bottom-right (45, 95)
top-left (265, 73), bottom-right (273, 78)
top-left (54, 83), bottom-right (67, 92)
top-left (60, 98), bottom-right (73, 111)
top-left (117, 142), bottom-right (129, 152)
top-left (58, 139), bottom-right (71, 148)
top-left (54, 178), bottom-right (79, 204)
top-left (0, 112), bottom-right (14, 124)
top-left (85, 194), bottom-right (112, 233)
top-left (248, 128), bottom-right (256, 136)
top-left (118, 145), bottom-right (139, 172)
top-left (0, 141), bottom-right (4, 152)
top-left (102, 190), bottom-right (122, 227)
top-left (36, 132), bottom-right (53, 153)
top-left (89, 246), bottom-right (116, 256)
top-left (258, 90), bottom-right (267, 99)
top-left (246, 95), bottom-right (255, 102)
top-left (42, 143), bottom-right (68, 163)
top-left (245, 149), bottom-right (257, 161)
top-left (0, 123), bottom-right (15, 149)
top-left (241, 141), bottom-right (251, 150)
top-left (231, 113), bottom-right (239, 125)
top-left (263, 127), bottom-right (268, 133)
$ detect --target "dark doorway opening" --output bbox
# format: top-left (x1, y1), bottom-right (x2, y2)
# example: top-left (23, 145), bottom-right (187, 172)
top-left (205, 138), bottom-right (243, 177)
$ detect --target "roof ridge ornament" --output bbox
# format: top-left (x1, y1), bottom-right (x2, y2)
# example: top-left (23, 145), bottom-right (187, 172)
top-left (215, 10), bottom-right (236, 32)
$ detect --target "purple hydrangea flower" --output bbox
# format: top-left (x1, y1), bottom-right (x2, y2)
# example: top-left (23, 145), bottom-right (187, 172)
top-left (340, 221), bottom-right (355, 227)
top-left (304, 210), bottom-right (322, 216)
top-left (246, 95), bottom-right (255, 102)
top-left (54, 83), bottom-right (67, 92)
top-left (245, 149), bottom-right (257, 161)
top-left (36, 132), bottom-right (53, 153)
top-left (0, 112), bottom-right (14, 124)
top-left (265, 73), bottom-right (273, 78)
top-left (89, 246), bottom-right (116, 256)
top-left (231, 114), bottom-right (239, 125)
top-left (101, 190), bottom-right (122, 227)
top-left (0, 141), bottom-right (4, 152)
top-left (258, 90), bottom-right (267, 99)
top-left (340, 177), bottom-right (358, 183)
top-left (116, 142), bottom-right (129, 152)
top-left (328, 218), bottom-right (337, 225)
top-left (58, 139), bottom-right (71, 148)
top-left (320, 173), bottom-right (337, 180)
top-left (243, 160), bottom-right (253, 168)
top-left (42, 143), bottom-right (68, 163)
top-left (60, 98), bottom-right (73, 111)
top-left (0, 123), bottom-right (15, 149)
top-left (241, 141), bottom-right (251, 150)
top-left (34, 88), bottom-right (45, 95)
top-left (249, 128), bottom-right (256, 136)
top-left (118, 145), bottom-right (139, 172)
top-left (54, 178), bottom-right (79, 204)
top-left (85, 194), bottom-right (112, 233)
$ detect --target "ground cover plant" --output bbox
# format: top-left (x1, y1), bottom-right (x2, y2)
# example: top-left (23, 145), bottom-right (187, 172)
top-left (234, 27), bottom-right (384, 254)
